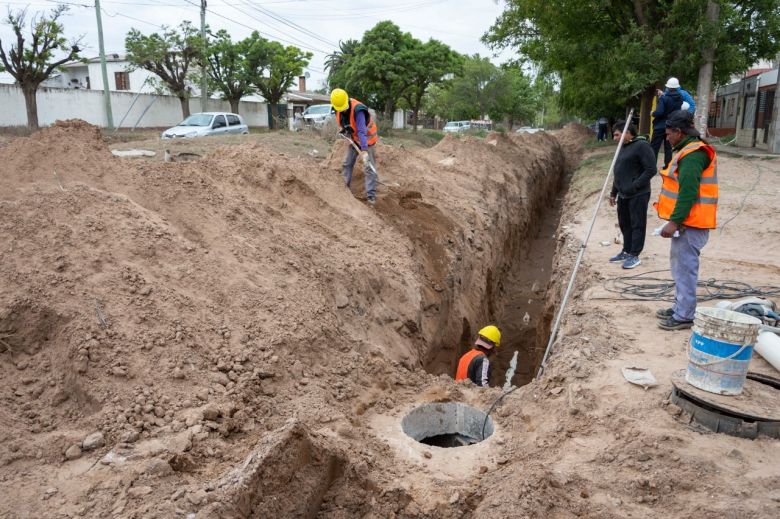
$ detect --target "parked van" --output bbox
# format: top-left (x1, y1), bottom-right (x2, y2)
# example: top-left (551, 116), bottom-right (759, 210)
top-left (443, 120), bottom-right (471, 133)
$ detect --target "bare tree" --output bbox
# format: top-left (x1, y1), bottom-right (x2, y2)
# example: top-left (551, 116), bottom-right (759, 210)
top-left (0, 6), bottom-right (81, 129)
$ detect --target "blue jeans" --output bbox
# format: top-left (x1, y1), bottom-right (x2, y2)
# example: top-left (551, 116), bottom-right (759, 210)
top-left (342, 144), bottom-right (377, 201)
top-left (670, 227), bottom-right (709, 321)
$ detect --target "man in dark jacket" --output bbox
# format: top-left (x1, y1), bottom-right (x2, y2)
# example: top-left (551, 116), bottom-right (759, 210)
top-left (651, 84), bottom-right (683, 168)
top-left (608, 121), bottom-right (657, 269)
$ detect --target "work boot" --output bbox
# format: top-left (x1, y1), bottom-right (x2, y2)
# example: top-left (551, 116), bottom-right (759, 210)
top-left (658, 317), bottom-right (694, 331)
top-left (656, 308), bottom-right (674, 319)
top-left (609, 251), bottom-right (628, 263)
top-left (367, 197), bottom-right (376, 208)
top-left (621, 255), bottom-right (641, 269)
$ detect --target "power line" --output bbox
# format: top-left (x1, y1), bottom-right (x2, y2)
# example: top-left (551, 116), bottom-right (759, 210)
top-left (222, 1), bottom-right (330, 54)
top-left (238, 0), bottom-right (340, 48)
top-left (181, 0), bottom-right (329, 54)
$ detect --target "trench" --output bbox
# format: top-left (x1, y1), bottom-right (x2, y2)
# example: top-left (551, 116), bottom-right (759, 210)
top-left (493, 185), bottom-right (567, 386)
top-left (423, 162), bottom-right (571, 388)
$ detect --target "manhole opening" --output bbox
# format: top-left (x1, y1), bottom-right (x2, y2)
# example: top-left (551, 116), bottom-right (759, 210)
top-left (401, 402), bottom-right (494, 448)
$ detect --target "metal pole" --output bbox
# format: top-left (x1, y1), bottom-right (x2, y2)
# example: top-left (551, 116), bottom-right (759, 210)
top-left (114, 76), bottom-right (151, 131)
top-left (200, 0), bottom-right (208, 112)
top-left (536, 109), bottom-right (634, 380)
top-left (94, 0), bottom-right (114, 129)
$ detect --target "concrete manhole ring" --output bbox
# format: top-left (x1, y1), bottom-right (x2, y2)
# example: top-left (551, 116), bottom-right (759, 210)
top-left (401, 402), bottom-right (494, 448)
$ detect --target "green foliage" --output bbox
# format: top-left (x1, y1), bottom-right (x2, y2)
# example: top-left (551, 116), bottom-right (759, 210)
top-left (204, 29), bottom-right (256, 112)
top-left (484, 0), bottom-right (780, 119)
top-left (0, 5), bottom-right (81, 128)
top-left (401, 39), bottom-right (461, 130)
top-left (346, 21), bottom-right (418, 117)
top-left (245, 32), bottom-right (312, 128)
top-left (125, 21), bottom-right (202, 115)
top-left (422, 55), bottom-right (539, 127)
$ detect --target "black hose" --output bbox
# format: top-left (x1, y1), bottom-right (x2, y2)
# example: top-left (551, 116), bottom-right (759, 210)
top-left (481, 385), bottom-right (521, 440)
top-left (600, 269), bottom-right (780, 302)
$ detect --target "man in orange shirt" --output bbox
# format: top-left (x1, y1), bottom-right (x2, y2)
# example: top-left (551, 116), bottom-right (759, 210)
top-left (455, 325), bottom-right (501, 387)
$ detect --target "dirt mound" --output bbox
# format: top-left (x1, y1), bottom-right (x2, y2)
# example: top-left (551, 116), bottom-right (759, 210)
top-left (0, 120), bottom-right (119, 195)
top-left (0, 122), bottom-right (589, 518)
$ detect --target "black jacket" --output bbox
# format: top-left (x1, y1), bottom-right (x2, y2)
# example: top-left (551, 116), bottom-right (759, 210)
top-left (651, 90), bottom-right (683, 129)
top-left (611, 137), bottom-right (657, 198)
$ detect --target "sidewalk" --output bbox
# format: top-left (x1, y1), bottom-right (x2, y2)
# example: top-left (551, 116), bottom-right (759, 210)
top-left (713, 144), bottom-right (780, 159)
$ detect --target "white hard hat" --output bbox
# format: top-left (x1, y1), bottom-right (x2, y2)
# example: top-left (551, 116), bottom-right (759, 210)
top-left (665, 77), bottom-right (681, 89)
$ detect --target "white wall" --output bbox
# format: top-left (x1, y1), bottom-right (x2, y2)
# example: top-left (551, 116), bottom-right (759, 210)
top-left (87, 62), bottom-right (157, 94)
top-left (0, 84), bottom-right (269, 129)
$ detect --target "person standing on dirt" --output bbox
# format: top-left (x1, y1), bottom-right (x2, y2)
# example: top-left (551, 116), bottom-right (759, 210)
top-left (654, 110), bottom-right (718, 331)
top-left (330, 88), bottom-right (379, 206)
top-left (455, 325), bottom-right (501, 387)
top-left (608, 121), bottom-right (657, 270)
top-left (651, 79), bottom-right (684, 168)
top-left (597, 116), bottom-right (609, 142)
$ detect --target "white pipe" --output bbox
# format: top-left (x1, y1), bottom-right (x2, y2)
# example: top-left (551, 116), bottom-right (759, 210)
top-left (536, 109), bottom-right (635, 379)
top-left (755, 331), bottom-right (780, 374)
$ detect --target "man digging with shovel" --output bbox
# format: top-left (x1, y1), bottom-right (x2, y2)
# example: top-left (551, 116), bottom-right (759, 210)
top-left (331, 88), bottom-right (379, 206)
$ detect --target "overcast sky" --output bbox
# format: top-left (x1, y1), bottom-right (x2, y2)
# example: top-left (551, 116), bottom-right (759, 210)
top-left (1, 0), bottom-right (515, 88)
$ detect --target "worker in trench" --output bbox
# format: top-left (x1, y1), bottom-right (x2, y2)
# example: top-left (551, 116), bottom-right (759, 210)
top-left (654, 110), bottom-right (719, 331)
top-left (455, 325), bottom-right (501, 387)
top-left (330, 88), bottom-right (379, 206)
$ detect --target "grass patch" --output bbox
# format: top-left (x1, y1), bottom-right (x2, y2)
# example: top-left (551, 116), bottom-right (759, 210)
top-left (570, 151), bottom-right (614, 199)
top-left (381, 128), bottom-right (446, 148)
top-left (584, 137), bottom-right (615, 149)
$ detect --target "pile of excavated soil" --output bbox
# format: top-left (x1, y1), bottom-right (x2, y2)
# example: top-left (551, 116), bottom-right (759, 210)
top-left (0, 120), bottom-right (587, 518)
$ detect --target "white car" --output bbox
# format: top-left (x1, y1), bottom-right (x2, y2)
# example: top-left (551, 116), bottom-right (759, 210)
top-left (443, 120), bottom-right (471, 133)
top-left (302, 104), bottom-right (334, 127)
top-left (161, 112), bottom-right (249, 139)
top-left (515, 126), bottom-right (543, 134)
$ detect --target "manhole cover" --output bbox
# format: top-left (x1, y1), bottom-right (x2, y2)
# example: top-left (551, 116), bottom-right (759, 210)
top-left (670, 369), bottom-right (780, 439)
top-left (401, 402), bottom-right (494, 447)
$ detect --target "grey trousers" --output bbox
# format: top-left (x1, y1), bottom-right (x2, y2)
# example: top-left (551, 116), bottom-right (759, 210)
top-left (342, 144), bottom-right (377, 201)
top-left (670, 227), bottom-right (709, 321)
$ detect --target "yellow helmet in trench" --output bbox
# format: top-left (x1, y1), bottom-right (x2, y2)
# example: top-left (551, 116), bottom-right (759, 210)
top-left (477, 325), bottom-right (501, 348)
top-left (330, 88), bottom-right (349, 112)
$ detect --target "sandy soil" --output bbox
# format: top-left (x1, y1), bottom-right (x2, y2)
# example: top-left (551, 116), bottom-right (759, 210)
top-left (1, 120), bottom-right (778, 518)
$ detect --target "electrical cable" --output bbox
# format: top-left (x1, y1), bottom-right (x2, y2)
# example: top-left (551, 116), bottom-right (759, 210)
top-left (181, 0), bottom-right (329, 54)
top-left (481, 385), bottom-right (520, 440)
top-left (238, 0), bottom-right (340, 48)
top-left (599, 268), bottom-right (780, 302)
top-left (718, 160), bottom-right (764, 234)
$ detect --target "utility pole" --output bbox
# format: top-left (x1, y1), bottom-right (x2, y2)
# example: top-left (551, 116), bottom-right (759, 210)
top-left (200, 0), bottom-right (208, 112)
top-left (94, 0), bottom-right (114, 129)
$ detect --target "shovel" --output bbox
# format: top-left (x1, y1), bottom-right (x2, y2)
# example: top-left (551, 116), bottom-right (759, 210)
top-left (337, 133), bottom-right (400, 188)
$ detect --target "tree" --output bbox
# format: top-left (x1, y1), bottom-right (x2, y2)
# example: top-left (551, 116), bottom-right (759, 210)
top-left (448, 55), bottom-right (504, 121)
top-left (325, 39), bottom-right (359, 87)
top-left (402, 39), bottom-right (460, 131)
top-left (205, 30), bottom-right (255, 114)
top-left (0, 6), bottom-right (81, 130)
top-left (245, 32), bottom-right (312, 129)
top-left (491, 67), bottom-right (539, 129)
top-left (125, 21), bottom-right (202, 118)
top-left (344, 21), bottom-right (418, 118)
top-left (485, 0), bottom-right (780, 134)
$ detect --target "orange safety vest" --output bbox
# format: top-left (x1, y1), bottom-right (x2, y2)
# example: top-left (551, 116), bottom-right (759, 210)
top-left (455, 349), bottom-right (485, 382)
top-left (337, 98), bottom-right (378, 147)
top-left (654, 140), bottom-right (718, 229)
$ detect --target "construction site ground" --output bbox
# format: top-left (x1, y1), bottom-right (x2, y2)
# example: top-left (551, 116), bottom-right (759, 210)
top-left (0, 122), bottom-right (779, 518)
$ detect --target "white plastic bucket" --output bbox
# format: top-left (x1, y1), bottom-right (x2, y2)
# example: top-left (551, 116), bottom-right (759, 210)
top-left (685, 307), bottom-right (762, 395)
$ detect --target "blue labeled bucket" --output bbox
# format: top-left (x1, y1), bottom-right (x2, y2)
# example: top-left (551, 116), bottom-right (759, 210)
top-left (685, 307), bottom-right (761, 396)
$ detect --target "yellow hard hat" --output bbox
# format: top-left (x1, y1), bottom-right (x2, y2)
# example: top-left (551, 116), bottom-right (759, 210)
top-left (330, 88), bottom-right (349, 112)
top-left (477, 325), bottom-right (501, 348)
